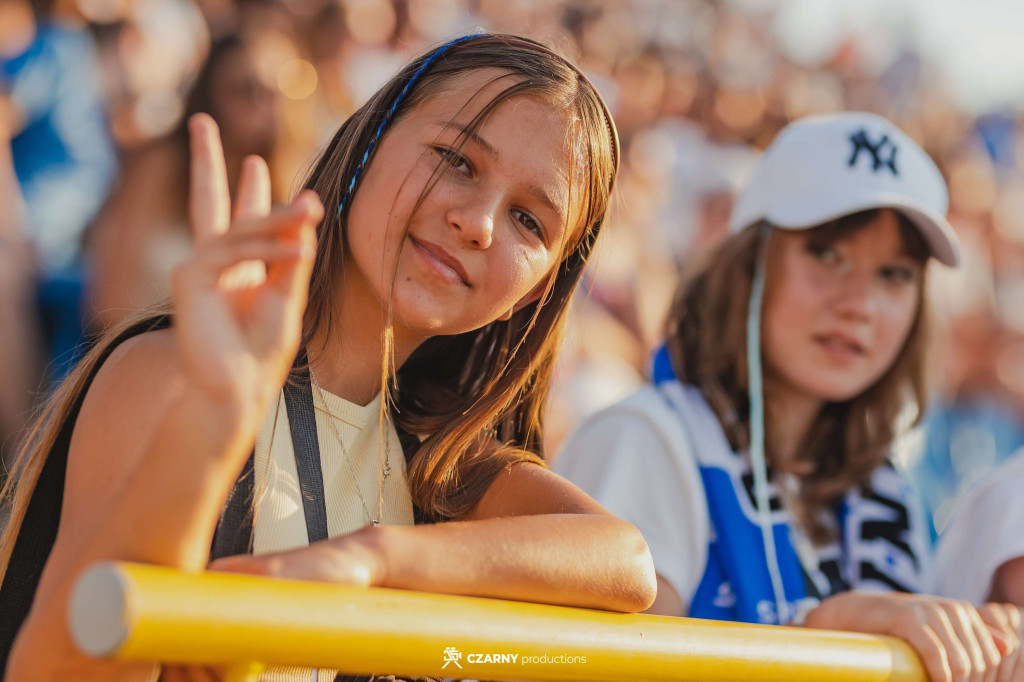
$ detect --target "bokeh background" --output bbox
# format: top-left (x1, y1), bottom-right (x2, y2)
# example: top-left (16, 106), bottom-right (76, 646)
top-left (2, 0), bottom-right (1023, 542)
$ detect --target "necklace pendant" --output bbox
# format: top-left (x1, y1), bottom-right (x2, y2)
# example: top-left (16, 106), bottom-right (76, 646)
top-left (383, 465), bottom-right (391, 478)
top-left (371, 519), bottom-right (380, 527)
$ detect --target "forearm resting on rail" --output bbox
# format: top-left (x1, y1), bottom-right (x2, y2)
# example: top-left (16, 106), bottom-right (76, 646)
top-left (372, 514), bottom-right (657, 612)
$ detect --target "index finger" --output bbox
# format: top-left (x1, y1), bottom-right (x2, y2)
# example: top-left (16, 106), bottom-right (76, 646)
top-left (189, 113), bottom-right (231, 243)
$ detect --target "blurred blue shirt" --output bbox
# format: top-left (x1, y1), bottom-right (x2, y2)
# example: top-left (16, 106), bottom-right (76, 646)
top-left (909, 397), bottom-right (1024, 543)
top-left (2, 22), bottom-right (117, 271)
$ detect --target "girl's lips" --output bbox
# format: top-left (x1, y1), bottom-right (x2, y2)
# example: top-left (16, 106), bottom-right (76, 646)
top-left (813, 334), bottom-right (867, 361)
top-left (409, 236), bottom-right (470, 286)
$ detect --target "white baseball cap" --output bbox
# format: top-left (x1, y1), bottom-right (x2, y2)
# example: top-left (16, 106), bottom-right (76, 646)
top-left (729, 112), bottom-right (961, 266)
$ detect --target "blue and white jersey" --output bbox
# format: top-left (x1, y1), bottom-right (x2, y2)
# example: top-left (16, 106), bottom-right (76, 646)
top-left (660, 380), bottom-right (928, 624)
top-left (556, 367), bottom-right (930, 624)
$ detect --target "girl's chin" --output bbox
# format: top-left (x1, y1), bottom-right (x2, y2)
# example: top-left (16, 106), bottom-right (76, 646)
top-left (390, 291), bottom-right (506, 338)
top-left (388, 302), bottom-right (483, 338)
top-left (792, 375), bottom-right (873, 404)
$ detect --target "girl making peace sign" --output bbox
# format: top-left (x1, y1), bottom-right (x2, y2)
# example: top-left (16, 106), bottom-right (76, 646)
top-left (0, 34), bottom-right (655, 681)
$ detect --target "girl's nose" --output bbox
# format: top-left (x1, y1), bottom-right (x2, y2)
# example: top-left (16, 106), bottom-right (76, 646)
top-left (832, 270), bottom-right (878, 321)
top-left (447, 194), bottom-right (497, 249)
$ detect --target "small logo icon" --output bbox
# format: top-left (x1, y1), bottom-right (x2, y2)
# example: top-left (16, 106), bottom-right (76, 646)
top-left (712, 581), bottom-right (736, 608)
top-left (848, 129), bottom-right (898, 175)
top-left (442, 646), bottom-right (463, 670)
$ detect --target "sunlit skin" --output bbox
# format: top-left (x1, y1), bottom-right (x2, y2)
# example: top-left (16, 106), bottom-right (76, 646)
top-left (349, 69), bottom-right (570, 330)
top-left (760, 209), bottom-right (922, 460)
top-left (7, 64), bottom-right (656, 681)
top-left (313, 69), bottom-right (576, 403)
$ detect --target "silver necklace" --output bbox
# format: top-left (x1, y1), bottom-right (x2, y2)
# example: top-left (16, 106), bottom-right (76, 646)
top-left (309, 372), bottom-right (391, 527)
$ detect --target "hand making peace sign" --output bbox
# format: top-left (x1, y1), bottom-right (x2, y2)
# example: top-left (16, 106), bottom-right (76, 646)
top-left (172, 113), bottom-right (322, 411)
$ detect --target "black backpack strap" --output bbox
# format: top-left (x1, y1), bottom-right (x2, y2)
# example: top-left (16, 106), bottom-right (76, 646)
top-left (0, 314), bottom-right (173, 678)
top-left (282, 352), bottom-right (329, 544)
top-left (211, 350), bottom-right (330, 556)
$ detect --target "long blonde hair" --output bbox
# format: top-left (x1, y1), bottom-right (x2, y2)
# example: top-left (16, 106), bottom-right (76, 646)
top-left (0, 34), bottom-right (618, 576)
top-left (666, 210), bottom-right (931, 542)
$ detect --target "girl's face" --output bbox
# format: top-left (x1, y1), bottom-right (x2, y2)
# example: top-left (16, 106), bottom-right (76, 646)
top-left (762, 209), bottom-right (923, 404)
top-left (210, 47), bottom-right (279, 158)
top-left (343, 68), bottom-right (578, 338)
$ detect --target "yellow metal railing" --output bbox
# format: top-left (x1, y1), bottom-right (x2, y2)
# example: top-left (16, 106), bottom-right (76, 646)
top-left (70, 561), bottom-right (926, 682)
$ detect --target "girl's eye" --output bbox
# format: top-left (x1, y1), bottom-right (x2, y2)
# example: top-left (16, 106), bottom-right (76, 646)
top-left (512, 208), bottom-right (545, 239)
top-left (435, 147), bottom-right (471, 175)
top-left (879, 264), bottom-right (917, 284)
top-left (807, 242), bottom-right (841, 267)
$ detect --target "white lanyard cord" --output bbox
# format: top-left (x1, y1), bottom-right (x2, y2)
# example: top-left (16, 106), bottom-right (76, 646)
top-left (746, 222), bottom-right (791, 624)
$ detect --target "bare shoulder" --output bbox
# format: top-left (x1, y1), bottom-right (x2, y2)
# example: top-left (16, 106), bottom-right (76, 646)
top-left (63, 328), bottom-right (185, 527)
top-left (466, 460), bottom-right (612, 520)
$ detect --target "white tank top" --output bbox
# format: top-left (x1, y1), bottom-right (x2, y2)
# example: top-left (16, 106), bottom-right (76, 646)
top-left (251, 385), bottom-right (415, 681)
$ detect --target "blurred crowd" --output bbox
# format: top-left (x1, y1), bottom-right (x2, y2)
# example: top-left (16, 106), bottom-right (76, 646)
top-left (1, 0), bottom-right (1023, 539)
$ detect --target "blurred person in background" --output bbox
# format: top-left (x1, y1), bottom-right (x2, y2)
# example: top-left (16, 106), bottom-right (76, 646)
top-left (0, 72), bottom-right (40, 470)
top-left (0, 0), bottom-right (116, 466)
top-left (0, 0), bottom-right (115, 271)
top-left (557, 112), bottom-right (1024, 682)
top-left (904, 124), bottom-right (1024, 543)
top-left (537, 2), bottom-right (1024, 564)
top-left (908, 304), bottom-right (1024, 541)
top-left (935, 447), bottom-right (1024, 608)
top-left (87, 32), bottom-right (282, 329)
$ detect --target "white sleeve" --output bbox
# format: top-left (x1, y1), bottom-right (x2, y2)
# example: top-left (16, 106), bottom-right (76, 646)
top-left (935, 451), bottom-right (1024, 604)
top-left (552, 397), bottom-right (709, 611)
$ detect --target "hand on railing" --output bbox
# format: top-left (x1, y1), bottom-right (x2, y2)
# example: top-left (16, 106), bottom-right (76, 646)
top-left (208, 525), bottom-right (383, 587)
top-left (978, 603), bottom-right (1024, 682)
top-left (805, 591), bottom-right (1023, 682)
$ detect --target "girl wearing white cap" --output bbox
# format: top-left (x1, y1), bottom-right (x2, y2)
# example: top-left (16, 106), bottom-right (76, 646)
top-left (556, 112), bottom-right (1024, 682)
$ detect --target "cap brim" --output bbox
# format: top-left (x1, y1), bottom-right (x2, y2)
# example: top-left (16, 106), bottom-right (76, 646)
top-left (766, 194), bottom-right (961, 267)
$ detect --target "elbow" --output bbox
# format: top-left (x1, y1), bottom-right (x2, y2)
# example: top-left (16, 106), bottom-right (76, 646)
top-left (631, 535), bottom-right (659, 613)
top-left (611, 521), bottom-right (658, 613)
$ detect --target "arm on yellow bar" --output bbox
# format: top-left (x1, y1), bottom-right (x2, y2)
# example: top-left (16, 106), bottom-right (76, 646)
top-left (70, 561), bottom-right (928, 682)
top-left (212, 463), bottom-right (658, 614)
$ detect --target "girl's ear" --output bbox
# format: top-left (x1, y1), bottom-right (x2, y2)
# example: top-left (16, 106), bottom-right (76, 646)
top-left (498, 278), bottom-right (549, 322)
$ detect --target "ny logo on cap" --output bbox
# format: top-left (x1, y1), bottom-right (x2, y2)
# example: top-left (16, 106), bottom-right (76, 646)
top-left (848, 129), bottom-right (898, 176)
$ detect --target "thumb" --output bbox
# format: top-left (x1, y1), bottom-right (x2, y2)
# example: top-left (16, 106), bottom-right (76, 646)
top-left (208, 554), bottom-right (272, 576)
